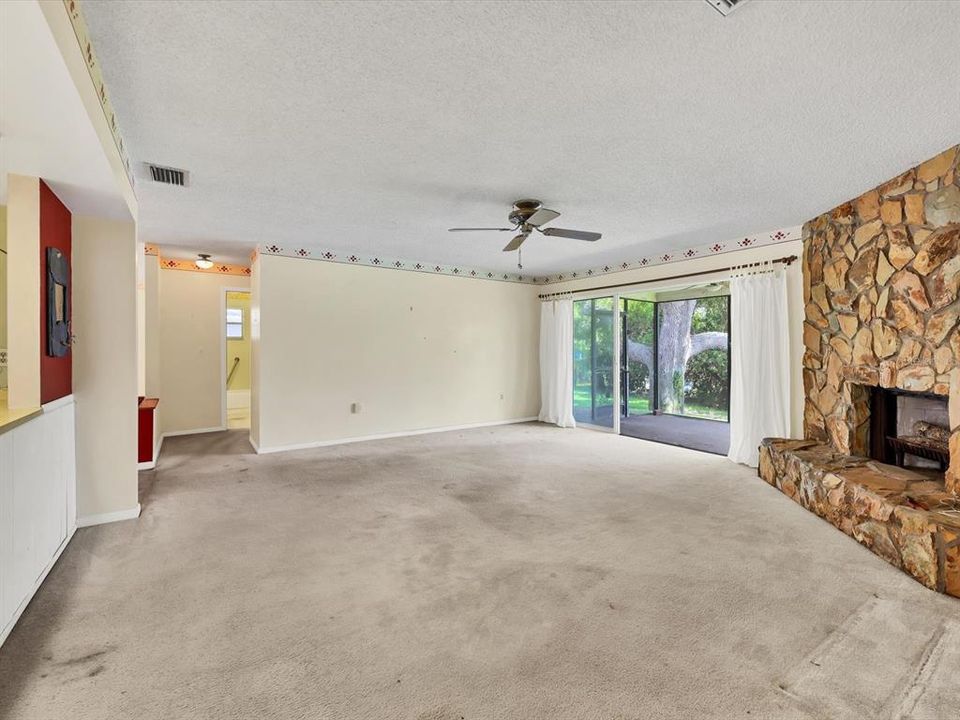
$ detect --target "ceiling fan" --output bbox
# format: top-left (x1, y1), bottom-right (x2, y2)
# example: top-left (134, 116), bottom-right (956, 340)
top-left (449, 199), bottom-right (602, 258)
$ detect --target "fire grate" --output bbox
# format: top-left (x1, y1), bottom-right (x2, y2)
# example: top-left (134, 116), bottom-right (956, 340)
top-left (887, 436), bottom-right (949, 470)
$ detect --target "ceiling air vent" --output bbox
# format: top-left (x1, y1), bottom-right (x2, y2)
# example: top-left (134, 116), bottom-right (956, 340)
top-left (147, 163), bottom-right (188, 186)
top-left (705, 0), bottom-right (749, 16)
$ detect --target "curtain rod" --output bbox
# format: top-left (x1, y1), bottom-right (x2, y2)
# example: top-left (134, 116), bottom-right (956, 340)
top-left (537, 254), bottom-right (798, 300)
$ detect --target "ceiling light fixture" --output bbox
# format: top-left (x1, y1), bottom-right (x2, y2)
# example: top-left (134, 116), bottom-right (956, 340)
top-left (195, 253), bottom-right (214, 269)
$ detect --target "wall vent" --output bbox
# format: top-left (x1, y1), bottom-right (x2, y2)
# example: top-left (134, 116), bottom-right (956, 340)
top-left (705, 0), bottom-right (749, 16)
top-left (147, 163), bottom-right (188, 186)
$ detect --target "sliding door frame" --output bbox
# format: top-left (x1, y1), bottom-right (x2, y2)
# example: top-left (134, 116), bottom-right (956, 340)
top-left (572, 294), bottom-right (620, 434)
top-left (613, 292), bottom-right (620, 435)
top-left (620, 296), bottom-right (657, 420)
top-left (567, 266), bottom-right (745, 435)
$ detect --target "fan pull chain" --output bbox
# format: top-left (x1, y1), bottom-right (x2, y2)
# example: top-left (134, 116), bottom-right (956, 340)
top-left (517, 246), bottom-right (522, 270)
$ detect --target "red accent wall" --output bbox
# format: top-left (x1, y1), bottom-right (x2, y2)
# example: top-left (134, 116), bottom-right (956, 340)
top-left (39, 181), bottom-right (72, 404)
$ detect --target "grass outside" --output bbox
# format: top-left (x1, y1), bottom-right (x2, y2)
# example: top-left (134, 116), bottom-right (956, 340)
top-left (574, 384), bottom-right (727, 422)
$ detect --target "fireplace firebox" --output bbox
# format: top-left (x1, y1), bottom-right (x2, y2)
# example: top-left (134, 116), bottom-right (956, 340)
top-left (868, 387), bottom-right (950, 472)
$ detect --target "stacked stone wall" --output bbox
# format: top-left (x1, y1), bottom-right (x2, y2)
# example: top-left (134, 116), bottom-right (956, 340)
top-left (801, 145), bottom-right (960, 493)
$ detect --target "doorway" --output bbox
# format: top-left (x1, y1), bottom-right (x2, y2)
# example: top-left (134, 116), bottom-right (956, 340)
top-left (224, 290), bottom-right (251, 430)
top-left (618, 291), bottom-right (731, 454)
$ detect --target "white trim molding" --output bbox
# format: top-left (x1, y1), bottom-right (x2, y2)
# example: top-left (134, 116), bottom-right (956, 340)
top-left (162, 426), bottom-right (227, 438)
top-left (76, 503), bottom-right (141, 528)
top-left (254, 417), bottom-right (539, 455)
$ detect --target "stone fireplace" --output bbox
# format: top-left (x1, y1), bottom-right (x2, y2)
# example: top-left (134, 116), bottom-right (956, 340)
top-left (759, 144), bottom-right (960, 597)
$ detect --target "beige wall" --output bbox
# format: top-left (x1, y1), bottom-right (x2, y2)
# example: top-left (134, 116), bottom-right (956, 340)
top-left (136, 241), bottom-right (146, 397)
top-left (159, 269), bottom-right (249, 434)
top-left (143, 252), bottom-right (162, 449)
top-left (252, 254), bottom-right (541, 451)
top-left (226, 291), bottom-right (251, 391)
top-left (546, 240), bottom-right (806, 438)
top-left (72, 215), bottom-right (139, 519)
top-left (0, 205), bottom-right (7, 389)
top-left (5, 176), bottom-right (41, 408)
top-left (250, 256), bottom-right (261, 444)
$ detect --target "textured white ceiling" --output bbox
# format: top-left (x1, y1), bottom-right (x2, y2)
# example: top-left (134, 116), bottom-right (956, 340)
top-left (0, 0), bottom-right (128, 219)
top-left (81, 0), bottom-right (960, 271)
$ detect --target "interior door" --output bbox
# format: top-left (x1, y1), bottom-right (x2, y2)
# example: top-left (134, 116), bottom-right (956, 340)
top-left (573, 297), bottom-right (614, 427)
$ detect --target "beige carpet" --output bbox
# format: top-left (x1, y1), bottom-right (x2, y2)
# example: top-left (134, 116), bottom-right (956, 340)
top-left (1, 424), bottom-right (957, 719)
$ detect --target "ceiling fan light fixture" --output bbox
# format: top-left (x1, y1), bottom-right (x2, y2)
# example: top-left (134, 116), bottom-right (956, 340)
top-left (195, 253), bottom-right (214, 269)
top-left (449, 199), bottom-right (602, 252)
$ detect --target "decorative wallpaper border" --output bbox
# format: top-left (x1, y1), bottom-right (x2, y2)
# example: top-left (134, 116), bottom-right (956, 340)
top-left (259, 242), bottom-right (543, 284)
top-left (146, 245), bottom-right (250, 276)
top-left (157, 256), bottom-right (251, 277)
top-left (546, 226), bottom-right (802, 284)
top-left (64, 0), bottom-right (136, 191)
top-left (256, 226), bottom-right (802, 285)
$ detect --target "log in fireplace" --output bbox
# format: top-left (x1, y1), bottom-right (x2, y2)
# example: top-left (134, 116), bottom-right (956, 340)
top-left (868, 387), bottom-right (950, 471)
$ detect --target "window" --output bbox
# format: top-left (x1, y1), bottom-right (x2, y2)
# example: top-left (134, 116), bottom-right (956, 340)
top-left (226, 307), bottom-right (243, 339)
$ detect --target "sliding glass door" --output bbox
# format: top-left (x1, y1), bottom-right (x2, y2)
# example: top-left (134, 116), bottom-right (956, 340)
top-left (572, 293), bottom-right (730, 434)
top-left (621, 298), bottom-right (655, 417)
top-left (656, 296), bottom-right (730, 421)
top-left (573, 297), bottom-right (614, 427)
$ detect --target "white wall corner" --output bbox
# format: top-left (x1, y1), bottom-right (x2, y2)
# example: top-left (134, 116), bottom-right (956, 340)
top-left (76, 504), bottom-right (141, 528)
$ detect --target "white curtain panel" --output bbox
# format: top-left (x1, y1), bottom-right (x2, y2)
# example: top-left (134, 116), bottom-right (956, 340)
top-left (538, 299), bottom-right (576, 428)
top-left (728, 268), bottom-right (790, 466)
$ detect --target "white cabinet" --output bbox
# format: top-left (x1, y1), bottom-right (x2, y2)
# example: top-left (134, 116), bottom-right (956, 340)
top-left (0, 396), bottom-right (76, 645)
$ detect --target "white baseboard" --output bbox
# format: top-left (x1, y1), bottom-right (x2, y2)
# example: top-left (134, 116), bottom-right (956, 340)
top-left (162, 426), bottom-right (226, 438)
top-left (255, 416), bottom-right (539, 455)
top-left (0, 526), bottom-right (76, 648)
top-left (76, 504), bottom-right (141, 528)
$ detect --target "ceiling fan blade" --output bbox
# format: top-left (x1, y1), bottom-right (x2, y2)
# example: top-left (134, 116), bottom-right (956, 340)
top-left (541, 227), bottom-right (602, 242)
top-left (502, 233), bottom-right (529, 252)
top-left (526, 208), bottom-right (560, 227)
top-left (448, 227), bottom-right (515, 232)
